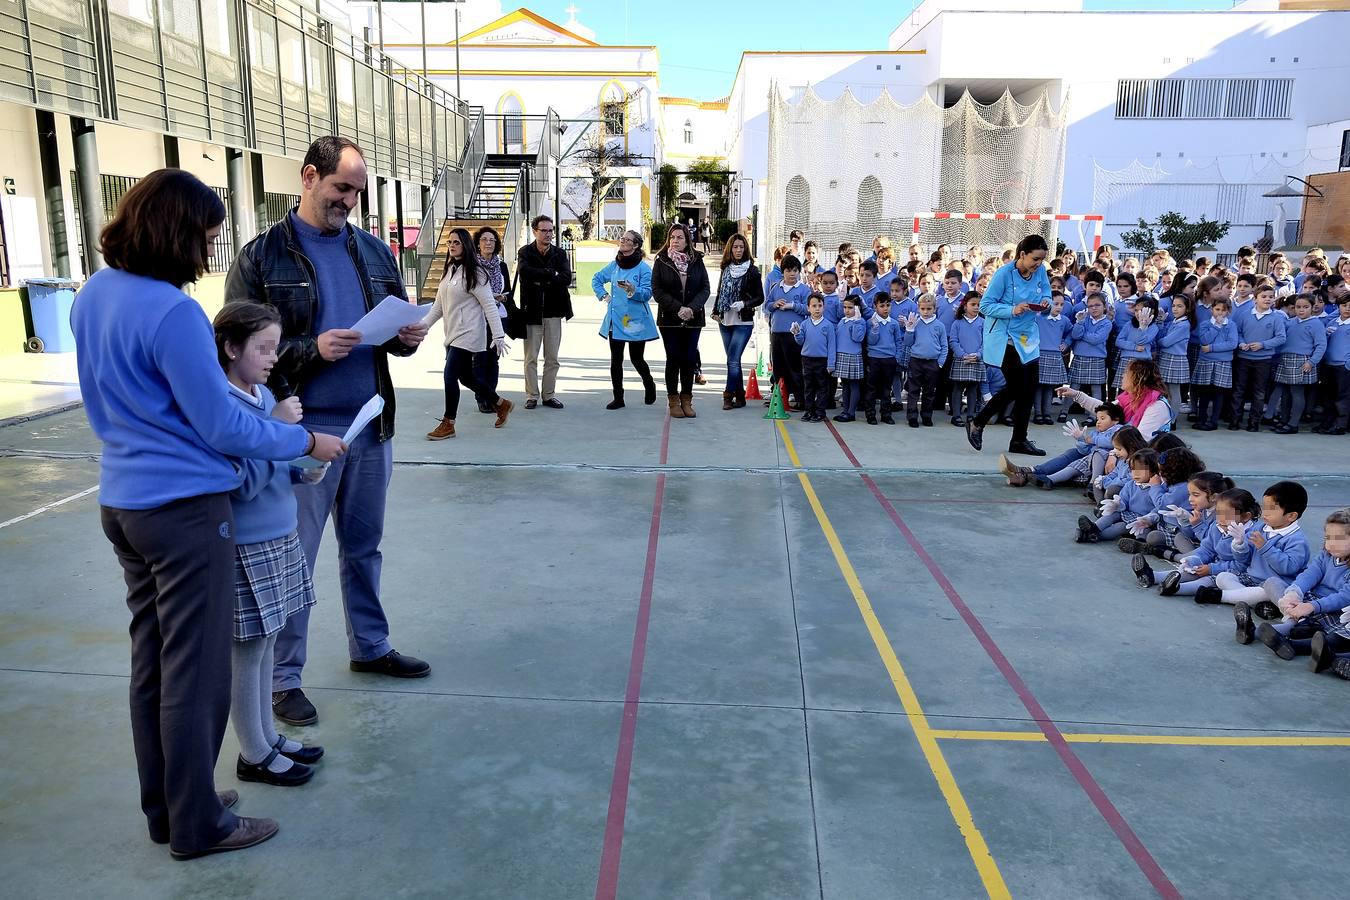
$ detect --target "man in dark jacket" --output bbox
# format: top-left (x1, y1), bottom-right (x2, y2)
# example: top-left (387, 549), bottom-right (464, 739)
top-left (516, 214), bottom-right (573, 409)
top-left (224, 135), bottom-right (431, 727)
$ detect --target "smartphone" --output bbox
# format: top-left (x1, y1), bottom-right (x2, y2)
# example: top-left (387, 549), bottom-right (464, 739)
top-left (617, 280), bottom-right (633, 290)
top-left (1025, 302), bottom-right (1049, 313)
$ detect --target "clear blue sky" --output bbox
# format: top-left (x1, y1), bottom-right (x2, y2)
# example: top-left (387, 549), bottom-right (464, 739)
top-left (530, 0), bottom-right (1237, 98)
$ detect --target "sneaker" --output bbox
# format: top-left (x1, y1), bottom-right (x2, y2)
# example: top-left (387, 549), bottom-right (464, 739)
top-left (1256, 622), bottom-right (1296, 660)
top-left (349, 650), bottom-right (431, 678)
top-left (1252, 600), bottom-right (1283, 621)
top-left (1117, 538), bottom-right (1148, 554)
top-left (272, 688), bottom-right (317, 726)
top-left (1131, 553), bottom-right (1155, 588)
top-left (1310, 632), bottom-right (1336, 674)
top-left (1159, 571), bottom-right (1182, 597)
top-left (1233, 602), bottom-right (1255, 644)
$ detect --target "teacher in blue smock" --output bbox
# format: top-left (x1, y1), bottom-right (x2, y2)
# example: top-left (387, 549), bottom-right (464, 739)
top-left (966, 233), bottom-right (1051, 456)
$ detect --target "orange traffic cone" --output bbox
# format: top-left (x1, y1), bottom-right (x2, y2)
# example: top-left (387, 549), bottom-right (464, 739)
top-left (779, 379), bottom-right (796, 412)
top-left (745, 370), bottom-right (763, 400)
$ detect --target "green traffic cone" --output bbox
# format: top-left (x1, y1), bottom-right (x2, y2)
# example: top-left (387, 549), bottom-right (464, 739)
top-left (756, 352), bottom-right (767, 379)
top-left (763, 380), bottom-right (789, 420)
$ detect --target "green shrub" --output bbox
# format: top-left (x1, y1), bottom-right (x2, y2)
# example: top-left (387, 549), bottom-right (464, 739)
top-left (649, 222), bottom-right (668, 251)
top-left (714, 219), bottom-right (738, 243)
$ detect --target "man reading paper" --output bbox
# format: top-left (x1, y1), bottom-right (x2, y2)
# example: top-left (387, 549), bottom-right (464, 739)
top-left (225, 136), bottom-right (431, 727)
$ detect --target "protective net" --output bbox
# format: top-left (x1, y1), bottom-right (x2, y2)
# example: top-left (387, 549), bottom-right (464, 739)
top-left (764, 85), bottom-right (1069, 263)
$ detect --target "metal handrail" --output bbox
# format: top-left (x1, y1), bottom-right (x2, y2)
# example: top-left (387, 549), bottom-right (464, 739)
top-left (501, 164), bottom-right (531, 269)
top-left (456, 106), bottom-right (487, 217)
top-left (415, 163), bottom-right (453, 299)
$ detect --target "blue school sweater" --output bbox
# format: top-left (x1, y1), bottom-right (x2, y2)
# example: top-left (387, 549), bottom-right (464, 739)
top-left (1290, 552), bottom-right (1350, 614)
top-left (823, 293), bottom-right (844, 325)
top-left (1111, 300), bottom-right (1137, 337)
top-left (1191, 302), bottom-right (1212, 346)
top-left (1070, 316), bottom-right (1112, 359)
top-left (229, 384), bottom-right (301, 544)
top-left (850, 285), bottom-right (885, 320)
top-left (866, 316), bottom-right (904, 361)
top-left (1323, 316), bottom-right (1350, 367)
top-left (1196, 319), bottom-right (1239, 362)
top-left (1116, 478), bottom-right (1163, 520)
top-left (1115, 323), bottom-right (1159, 360)
top-left (836, 317), bottom-right (866, 358)
top-left (903, 318), bottom-right (949, 365)
top-left (937, 291), bottom-right (966, 327)
top-left (1230, 297), bottom-right (1256, 326)
top-left (1188, 517), bottom-right (1250, 574)
top-left (766, 282), bottom-right (810, 332)
top-left (948, 316), bottom-right (984, 363)
top-left (876, 270), bottom-right (899, 294)
top-left (70, 268), bottom-right (310, 511)
top-left (794, 316), bottom-right (836, 370)
top-left (1037, 314), bottom-right (1072, 354)
top-left (1281, 315), bottom-right (1328, 364)
top-left (1139, 479), bottom-right (1189, 527)
top-left (1236, 310), bottom-right (1287, 361)
top-left (1158, 319), bottom-right (1190, 356)
top-left (1235, 524), bottom-right (1311, 584)
top-left (1178, 506), bottom-right (1214, 546)
top-left (1079, 422), bottom-right (1122, 454)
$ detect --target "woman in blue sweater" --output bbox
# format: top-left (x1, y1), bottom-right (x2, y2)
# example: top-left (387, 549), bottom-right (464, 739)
top-left (70, 170), bottom-right (344, 859)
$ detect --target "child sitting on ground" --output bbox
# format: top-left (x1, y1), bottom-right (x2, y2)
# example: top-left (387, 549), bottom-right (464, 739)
top-left (1239, 509), bottom-right (1350, 667)
top-left (1001, 402), bottom-right (1124, 489)
top-left (1092, 425), bottom-right (1148, 505)
top-left (1116, 446), bottom-right (1207, 557)
top-left (1077, 448), bottom-right (1162, 544)
top-left (1131, 471), bottom-right (1233, 589)
top-left (1152, 488), bottom-right (1260, 598)
top-left (1195, 480), bottom-right (1311, 614)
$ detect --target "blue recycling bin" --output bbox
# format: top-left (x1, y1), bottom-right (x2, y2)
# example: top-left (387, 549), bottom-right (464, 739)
top-left (24, 278), bottom-right (78, 353)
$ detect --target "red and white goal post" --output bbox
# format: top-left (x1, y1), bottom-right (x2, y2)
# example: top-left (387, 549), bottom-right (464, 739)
top-left (910, 212), bottom-right (1105, 257)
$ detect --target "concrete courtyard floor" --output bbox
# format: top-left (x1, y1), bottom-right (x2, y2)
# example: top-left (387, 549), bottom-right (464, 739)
top-left (2, 295), bottom-right (1350, 899)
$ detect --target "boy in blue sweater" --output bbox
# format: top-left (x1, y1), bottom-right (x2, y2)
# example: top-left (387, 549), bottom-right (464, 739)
top-left (767, 254), bottom-right (810, 410)
top-left (902, 293), bottom-right (948, 427)
top-left (1230, 282), bottom-right (1287, 431)
top-left (1246, 509), bottom-right (1350, 664)
top-left (1198, 481), bottom-right (1310, 614)
top-left (865, 294), bottom-right (904, 425)
top-left (792, 293), bottom-right (836, 422)
top-left (1314, 295), bottom-right (1350, 434)
top-left (850, 260), bottom-right (886, 320)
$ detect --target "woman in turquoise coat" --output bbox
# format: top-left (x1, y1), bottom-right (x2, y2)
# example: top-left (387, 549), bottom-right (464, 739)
top-left (966, 233), bottom-right (1052, 457)
top-left (592, 229), bottom-right (659, 409)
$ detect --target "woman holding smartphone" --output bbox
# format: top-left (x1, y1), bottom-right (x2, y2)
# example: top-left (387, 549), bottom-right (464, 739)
top-left (966, 233), bottom-right (1052, 457)
top-left (592, 229), bottom-right (658, 409)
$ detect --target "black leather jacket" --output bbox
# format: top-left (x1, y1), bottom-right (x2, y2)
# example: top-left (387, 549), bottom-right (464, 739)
top-left (224, 210), bottom-right (414, 441)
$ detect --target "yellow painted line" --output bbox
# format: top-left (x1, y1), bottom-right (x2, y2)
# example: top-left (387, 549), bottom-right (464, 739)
top-left (931, 729), bottom-right (1350, 748)
top-left (776, 421), bottom-right (1010, 900)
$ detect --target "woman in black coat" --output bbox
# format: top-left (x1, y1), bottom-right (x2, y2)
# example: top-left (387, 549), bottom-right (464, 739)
top-left (472, 227), bottom-right (512, 412)
top-left (651, 223), bottom-right (711, 418)
top-left (711, 232), bottom-right (764, 408)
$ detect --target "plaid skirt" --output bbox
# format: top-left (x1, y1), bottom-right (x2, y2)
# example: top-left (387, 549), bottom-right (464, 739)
top-left (835, 351), bottom-right (864, 380)
top-left (949, 357), bottom-right (987, 383)
top-left (1191, 359), bottom-right (1233, 389)
top-left (1314, 611), bottom-right (1350, 640)
top-left (1069, 355), bottom-right (1106, 385)
top-left (1275, 353), bottom-right (1317, 385)
top-left (233, 532), bottom-right (316, 641)
top-left (1159, 352), bottom-right (1191, 385)
top-left (1037, 352), bottom-right (1068, 385)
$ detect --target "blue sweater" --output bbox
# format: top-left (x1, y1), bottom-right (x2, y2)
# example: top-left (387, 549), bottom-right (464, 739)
top-left (823, 293), bottom-right (844, 325)
top-left (1037, 314), bottom-right (1071, 354)
top-left (1281, 315), bottom-right (1327, 364)
top-left (794, 316), bottom-right (836, 369)
top-left (70, 268), bottom-right (309, 510)
top-left (903, 318), bottom-right (949, 365)
top-left (1235, 525), bottom-right (1311, 584)
top-left (936, 291), bottom-right (966, 327)
top-left (1236, 310), bottom-right (1287, 361)
top-left (1327, 317), bottom-right (1350, 367)
top-left (1290, 552), bottom-right (1350, 615)
top-left (1140, 479), bottom-right (1189, 527)
top-left (767, 282), bottom-right (810, 332)
top-left (850, 285), bottom-right (885, 319)
top-left (1115, 323), bottom-right (1159, 360)
top-left (866, 317), bottom-right (904, 361)
top-left (948, 316), bottom-right (984, 362)
top-left (1196, 319), bottom-right (1239, 362)
top-left (1158, 319), bottom-right (1190, 356)
top-left (1070, 316), bottom-right (1112, 358)
top-left (289, 212), bottom-right (379, 426)
top-left (1188, 517), bottom-right (1250, 574)
top-left (230, 384), bottom-right (301, 544)
top-left (836, 317), bottom-right (866, 357)
top-left (1117, 479), bottom-right (1163, 520)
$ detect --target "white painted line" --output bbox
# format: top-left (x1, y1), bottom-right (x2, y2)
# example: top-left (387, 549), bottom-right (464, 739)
top-left (0, 485), bottom-right (98, 530)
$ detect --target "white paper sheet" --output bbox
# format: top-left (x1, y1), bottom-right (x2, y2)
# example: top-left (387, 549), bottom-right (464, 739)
top-left (352, 295), bottom-right (426, 346)
top-left (290, 394), bottom-right (385, 468)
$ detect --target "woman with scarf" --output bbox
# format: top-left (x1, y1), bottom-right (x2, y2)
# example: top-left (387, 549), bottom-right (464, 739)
top-left (652, 224), bottom-right (711, 418)
top-left (591, 229), bottom-right (658, 409)
top-left (713, 232), bottom-right (764, 409)
top-left (472, 227), bottom-right (512, 413)
top-left (1055, 358), bottom-right (1173, 441)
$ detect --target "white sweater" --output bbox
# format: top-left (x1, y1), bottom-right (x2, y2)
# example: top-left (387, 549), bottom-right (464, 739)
top-left (421, 265), bottom-right (505, 352)
top-left (1064, 389), bottom-right (1170, 441)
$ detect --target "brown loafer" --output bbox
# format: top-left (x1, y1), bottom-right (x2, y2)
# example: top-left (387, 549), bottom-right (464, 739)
top-left (426, 418), bottom-right (455, 440)
top-left (171, 817), bottom-right (278, 861)
top-left (494, 397), bottom-right (513, 428)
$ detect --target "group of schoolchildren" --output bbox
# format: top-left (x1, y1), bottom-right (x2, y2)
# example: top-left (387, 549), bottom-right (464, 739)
top-left (760, 233), bottom-right (1350, 437)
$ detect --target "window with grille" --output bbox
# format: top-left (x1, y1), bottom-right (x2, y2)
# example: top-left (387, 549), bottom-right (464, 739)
top-left (683, 119), bottom-right (692, 144)
top-left (1115, 78), bottom-right (1293, 119)
top-left (602, 100), bottom-right (626, 135)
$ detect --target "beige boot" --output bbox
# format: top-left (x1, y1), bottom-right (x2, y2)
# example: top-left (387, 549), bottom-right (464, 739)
top-left (668, 395), bottom-right (685, 419)
top-left (681, 393), bottom-right (696, 418)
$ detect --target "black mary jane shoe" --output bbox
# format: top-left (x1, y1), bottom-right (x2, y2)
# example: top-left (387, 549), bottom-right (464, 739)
top-left (273, 734), bottom-right (324, 765)
top-left (237, 749), bottom-right (314, 787)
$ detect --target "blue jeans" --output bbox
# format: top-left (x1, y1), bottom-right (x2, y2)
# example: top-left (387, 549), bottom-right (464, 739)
top-left (274, 421), bottom-right (394, 690)
top-left (1033, 446), bottom-right (1088, 478)
top-left (719, 323), bottom-right (753, 392)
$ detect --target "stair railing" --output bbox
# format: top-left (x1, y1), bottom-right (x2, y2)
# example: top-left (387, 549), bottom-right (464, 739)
top-left (455, 105), bottom-right (487, 218)
top-left (414, 162), bottom-right (453, 301)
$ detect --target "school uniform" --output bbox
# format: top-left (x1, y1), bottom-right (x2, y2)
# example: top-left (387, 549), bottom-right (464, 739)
top-left (851, 284), bottom-right (885, 319)
top-left (902, 316), bottom-right (948, 423)
top-left (948, 314), bottom-right (985, 421)
top-left (1036, 313), bottom-right (1072, 385)
top-left (1273, 553), bottom-right (1350, 648)
top-left (1095, 478), bottom-right (1163, 540)
top-left (1232, 521), bottom-right (1310, 598)
top-left (1319, 316), bottom-right (1350, 431)
top-left (1192, 317), bottom-right (1239, 428)
top-left (766, 281), bottom-right (810, 406)
top-left (865, 314), bottom-right (904, 421)
top-left (1135, 479), bottom-right (1190, 550)
top-left (1231, 309), bottom-right (1287, 426)
top-left (794, 316), bottom-right (836, 418)
top-left (1069, 315), bottom-right (1111, 388)
top-left (1157, 318), bottom-right (1192, 385)
top-left (1112, 322), bottom-right (1159, 391)
top-left (835, 316), bottom-right (867, 418)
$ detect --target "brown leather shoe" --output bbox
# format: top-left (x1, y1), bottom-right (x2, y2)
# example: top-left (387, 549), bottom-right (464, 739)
top-left (426, 418), bottom-right (455, 440)
top-left (668, 395), bottom-right (685, 419)
top-left (681, 393), bottom-right (696, 418)
top-left (494, 397), bottom-right (513, 429)
top-left (170, 816), bottom-right (279, 861)
top-left (722, 391), bottom-right (734, 410)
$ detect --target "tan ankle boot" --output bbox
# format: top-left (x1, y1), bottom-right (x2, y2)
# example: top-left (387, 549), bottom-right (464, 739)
top-left (722, 391), bottom-right (734, 410)
top-left (427, 418), bottom-right (455, 440)
top-left (668, 395), bottom-right (685, 418)
top-left (681, 393), bottom-right (696, 418)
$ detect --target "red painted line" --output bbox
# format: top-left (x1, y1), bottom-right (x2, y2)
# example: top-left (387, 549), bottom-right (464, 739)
top-left (594, 412), bottom-right (671, 900)
top-left (823, 421), bottom-right (1182, 900)
top-left (883, 496), bottom-right (1090, 506)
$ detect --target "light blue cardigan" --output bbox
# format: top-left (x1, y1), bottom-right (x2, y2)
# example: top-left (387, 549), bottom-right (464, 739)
top-left (980, 260), bottom-right (1050, 365)
top-left (593, 258), bottom-right (658, 342)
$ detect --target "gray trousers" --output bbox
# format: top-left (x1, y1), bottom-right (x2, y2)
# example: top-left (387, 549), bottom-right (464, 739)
top-left (274, 422), bottom-right (393, 690)
top-left (100, 493), bottom-right (238, 854)
top-left (524, 318), bottom-right (563, 400)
